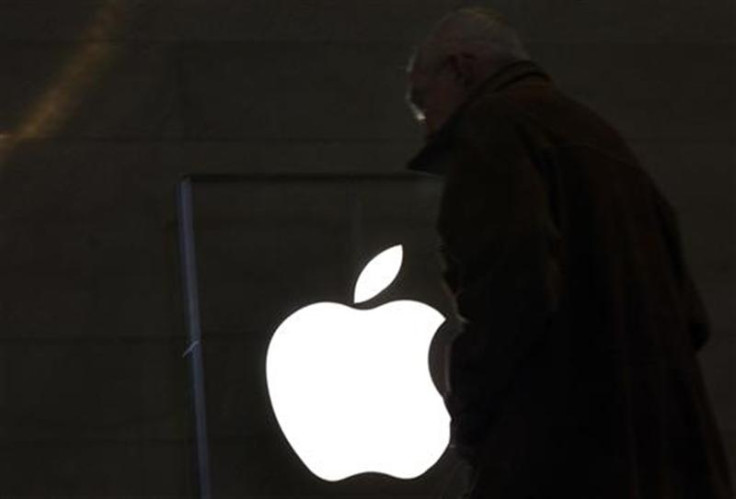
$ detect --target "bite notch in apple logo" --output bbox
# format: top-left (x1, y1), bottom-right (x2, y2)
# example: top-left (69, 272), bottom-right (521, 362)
top-left (265, 244), bottom-right (450, 482)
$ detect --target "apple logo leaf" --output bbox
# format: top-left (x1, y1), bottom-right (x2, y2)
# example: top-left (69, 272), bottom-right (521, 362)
top-left (353, 244), bottom-right (403, 304)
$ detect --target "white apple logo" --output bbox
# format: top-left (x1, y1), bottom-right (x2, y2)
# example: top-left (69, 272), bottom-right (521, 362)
top-left (265, 244), bottom-right (450, 482)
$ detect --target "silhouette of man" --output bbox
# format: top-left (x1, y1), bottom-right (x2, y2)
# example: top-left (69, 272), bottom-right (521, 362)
top-left (406, 7), bottom-right (732, 498)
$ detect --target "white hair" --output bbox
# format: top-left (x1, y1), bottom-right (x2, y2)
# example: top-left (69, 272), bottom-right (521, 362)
top-left (413, 6), bottom-right (531, 71)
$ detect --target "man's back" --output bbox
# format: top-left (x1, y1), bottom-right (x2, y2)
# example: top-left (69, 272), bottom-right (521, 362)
top-left (510, 74), bottom-right (731, 497)
top-left (410, 60), bottom-right (733, 498)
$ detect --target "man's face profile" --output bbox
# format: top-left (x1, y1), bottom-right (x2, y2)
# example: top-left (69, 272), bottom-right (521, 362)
top-left (407, 52), bottom-right (468, 138)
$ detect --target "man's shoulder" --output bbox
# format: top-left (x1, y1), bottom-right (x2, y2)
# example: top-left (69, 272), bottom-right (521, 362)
top-left (459, 91), bottom-right (521, 127)
top-left (450, 87), bottom-right (560, 161)
top-left (453, 81), bottom-right (569, 146)
top-left (450, 93), bottom-right (528, 149)
top-left (469, 81), bottom-right (644, 171)
top-left (407, 76), bottom-right (633, 175)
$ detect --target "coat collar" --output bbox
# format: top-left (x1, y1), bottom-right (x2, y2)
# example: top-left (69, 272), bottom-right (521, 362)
top-left (406, 59), bottom-right (552, 175)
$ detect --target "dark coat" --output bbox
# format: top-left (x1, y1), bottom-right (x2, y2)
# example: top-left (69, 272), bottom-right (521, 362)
top-left (407, 59), bottom-right (733, 498)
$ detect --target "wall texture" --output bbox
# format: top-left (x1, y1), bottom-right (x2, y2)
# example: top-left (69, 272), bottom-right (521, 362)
top-left (0, 0), bottom-right (733, 496)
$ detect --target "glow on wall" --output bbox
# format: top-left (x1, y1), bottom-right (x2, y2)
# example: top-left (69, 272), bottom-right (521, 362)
top-left (265, 244), bottom-right (450, 481)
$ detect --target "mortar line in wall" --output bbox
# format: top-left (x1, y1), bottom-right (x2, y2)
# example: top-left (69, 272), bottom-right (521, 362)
top-left (1, 137), bottom-right (416, 144)
top-left (0, 330), bottom-right (273, 345)
top-left (1, 137), bottom-right (732, 144)
top-left (0, 39), bottom-right (734, 46)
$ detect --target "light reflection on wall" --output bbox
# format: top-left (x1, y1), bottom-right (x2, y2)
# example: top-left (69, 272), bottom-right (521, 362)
top-left (0, 0), bottom-right (134, 168)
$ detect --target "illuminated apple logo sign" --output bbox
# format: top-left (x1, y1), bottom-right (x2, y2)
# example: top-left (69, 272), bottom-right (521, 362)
top-left (266, 244), bottom-right (450, 482)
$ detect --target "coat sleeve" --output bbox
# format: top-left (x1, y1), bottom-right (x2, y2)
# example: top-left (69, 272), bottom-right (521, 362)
top-left (437, 102), bottom-right (563, 461)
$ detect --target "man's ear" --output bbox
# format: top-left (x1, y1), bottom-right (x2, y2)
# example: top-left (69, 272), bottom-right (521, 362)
top-left (448, 52), bottom-right (478, 89)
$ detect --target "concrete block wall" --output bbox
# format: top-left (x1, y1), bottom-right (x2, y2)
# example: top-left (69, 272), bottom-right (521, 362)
top-left (0, 0), bottom-right (733, 496)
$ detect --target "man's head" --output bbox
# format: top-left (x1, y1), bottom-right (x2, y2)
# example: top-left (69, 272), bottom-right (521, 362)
top-left (406, 7), bottom-right (530, 137)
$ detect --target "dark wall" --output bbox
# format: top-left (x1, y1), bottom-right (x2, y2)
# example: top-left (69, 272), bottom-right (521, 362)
top-left (0, 0), bottom-right (733, 496)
